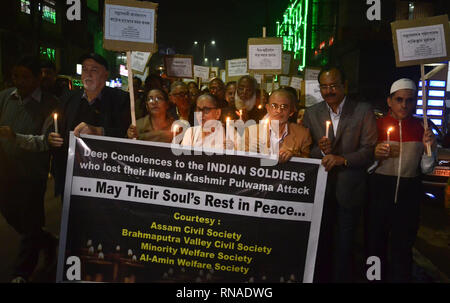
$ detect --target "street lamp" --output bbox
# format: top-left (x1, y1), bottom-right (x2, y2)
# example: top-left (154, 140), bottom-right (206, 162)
top-left (193, 40), bottom-right (216, 65)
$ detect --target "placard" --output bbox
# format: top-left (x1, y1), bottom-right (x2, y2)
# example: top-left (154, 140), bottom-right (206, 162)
top-left (391, 15), bottom-right (450, 67)
top-left (305, 68), bottom-right (321, 81)
top-left (226, 58), bottom-right (248, 82)
top-left (290, 77), bottom-right (303, 90)
top-left (220, 69), bottom-right (226, 83)
top-left (282, 52), bottom-right (293, 75)
top-left (103, 0), bottom-right (158, 52)
top-left (247, 38), bottom-right (283, 74)
top-left (164, 55), bottom-right (194, 79)
top-left (253, 73), bottom-right (262, 85)
top-left (194, 65), bottom-right (210, 82)
top-left (304, 80), bottom-right (322, 107)
top-left (279, 75), bottom-right (291, 87)
top-left (210, 67), bottom-right (219, 79)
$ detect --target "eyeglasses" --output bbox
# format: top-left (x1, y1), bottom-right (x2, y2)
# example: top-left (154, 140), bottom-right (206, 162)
top-left (147, 96), bottom-right (165, 103)
top-left (196, 106), bottom-right (217, 114)
top-left (319, 83), bottom-right (342, 91)
top-left (171, 92), bottom-right (189, 98)
top-left (270, 103), bottom-right (290, 111)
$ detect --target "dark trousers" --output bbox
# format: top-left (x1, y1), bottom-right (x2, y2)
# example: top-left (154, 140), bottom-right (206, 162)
top-left (0, 176), bottom-right (51, 279)
top-left (366, 174), bottom-right (422, 283)
top-left (314, 181), bottom-right (362, 283)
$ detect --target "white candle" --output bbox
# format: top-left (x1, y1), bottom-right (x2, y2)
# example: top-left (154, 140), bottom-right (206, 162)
top-left (387, 127), bottom-right (393, 145)
top-left (325, 121), bottom-right (331, 138)
top-left (239, 110), bottom-right (243, 120)
top-left (53, 113), bottom-right (58, 134)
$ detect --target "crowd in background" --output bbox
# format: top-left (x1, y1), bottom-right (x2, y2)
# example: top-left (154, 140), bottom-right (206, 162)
top-left (0, 52), bottom-right (438, 283)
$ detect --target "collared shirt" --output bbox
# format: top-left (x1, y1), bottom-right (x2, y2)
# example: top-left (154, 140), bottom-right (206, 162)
top-left (81, 89), bottom-right (103, 105)
top-left (326, 97), bottom-right (346, 137)
top-left (0, 87), bottom-right (55, 178)
top-left (11, 87), bottom-right (42, 105)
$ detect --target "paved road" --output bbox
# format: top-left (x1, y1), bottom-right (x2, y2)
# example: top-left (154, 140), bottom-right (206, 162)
top-left (0, 177), bottom-right (448, 283)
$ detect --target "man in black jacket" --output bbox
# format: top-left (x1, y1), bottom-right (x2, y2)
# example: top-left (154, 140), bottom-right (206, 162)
top-left (47, 53), bottom-right (130, 197)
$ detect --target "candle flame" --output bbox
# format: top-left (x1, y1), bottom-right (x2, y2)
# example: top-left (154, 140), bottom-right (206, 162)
top-left (226, 116), bottom-right (230, 122)
top-left (54, 113), bottom-right (58, 119)
top-left (326, 120), bottom-right (331, 126)
top-left (258, 104), bottom-right (262, 109)
top-left (387, 127), bottom-right (393, 134)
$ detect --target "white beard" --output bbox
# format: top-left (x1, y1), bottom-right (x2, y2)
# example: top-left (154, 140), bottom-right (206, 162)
top-left (234, 92), bottom-right (256, 111)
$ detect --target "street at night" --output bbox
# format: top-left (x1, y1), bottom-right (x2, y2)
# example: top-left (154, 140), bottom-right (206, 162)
top-left (0, 0), bottom-right (449, 291)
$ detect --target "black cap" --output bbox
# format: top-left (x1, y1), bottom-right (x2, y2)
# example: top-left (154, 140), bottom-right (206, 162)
top-left (79, 53), bottom-right (109, 70)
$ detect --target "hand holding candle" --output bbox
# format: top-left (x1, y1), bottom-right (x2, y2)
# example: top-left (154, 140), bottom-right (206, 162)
top-left (386, 127), bottom-right (393, 145)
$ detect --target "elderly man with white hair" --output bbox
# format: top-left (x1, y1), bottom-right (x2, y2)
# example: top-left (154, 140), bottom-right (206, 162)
top-left (366, 78), bottom-right (436, 283)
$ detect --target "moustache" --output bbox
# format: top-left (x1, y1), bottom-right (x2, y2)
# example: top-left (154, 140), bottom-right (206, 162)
top-left (325, 93), bottom-right (336, 98)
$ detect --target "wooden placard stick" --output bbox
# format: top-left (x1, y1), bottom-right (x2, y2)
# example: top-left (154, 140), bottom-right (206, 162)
top-left (260, 26), bottom-right (266, 108)
top-left (420, 64), bottom-right (432, 156)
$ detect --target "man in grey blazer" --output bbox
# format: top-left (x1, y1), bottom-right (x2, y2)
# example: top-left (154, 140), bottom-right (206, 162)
top-left (302, 66), bottom-right (377, 282)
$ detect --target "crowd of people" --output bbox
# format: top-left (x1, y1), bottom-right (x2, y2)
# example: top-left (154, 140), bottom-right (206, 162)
top-left (0, 52), bottom-right (437, 283)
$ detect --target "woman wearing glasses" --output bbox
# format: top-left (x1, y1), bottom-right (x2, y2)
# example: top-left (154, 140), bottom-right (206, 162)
top-left (127, 89), bottom-right (174, 142)
top-left (181, 94), bottom-right (228, 150)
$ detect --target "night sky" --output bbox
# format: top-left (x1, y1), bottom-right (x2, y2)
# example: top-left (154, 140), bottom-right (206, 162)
top-left (153, 0), bottom-right (289, 65)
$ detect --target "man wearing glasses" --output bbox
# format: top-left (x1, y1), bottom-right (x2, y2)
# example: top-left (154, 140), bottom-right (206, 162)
top-left (246, 88), bottom-right (311, 162)
top-left (302, 66), bottom-right (377, 282)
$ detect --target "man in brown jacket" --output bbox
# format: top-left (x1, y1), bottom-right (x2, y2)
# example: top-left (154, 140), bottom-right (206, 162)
top-left (246, 88), bottom-right (311, 162)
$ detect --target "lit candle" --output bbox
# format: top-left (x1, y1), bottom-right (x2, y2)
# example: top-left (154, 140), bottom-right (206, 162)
top-left (387, 127), bottom-right (393, 145)
top-left (258, 104), bottom-right (262, 110)
top-left (239, 110), bottom-right (243, 120)
top-left (325, 120), bottom-right (331, 138)
top-left (172, 125), bottom-right (179, 144)
top-left (53, 113), bottom-right (58, 134)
